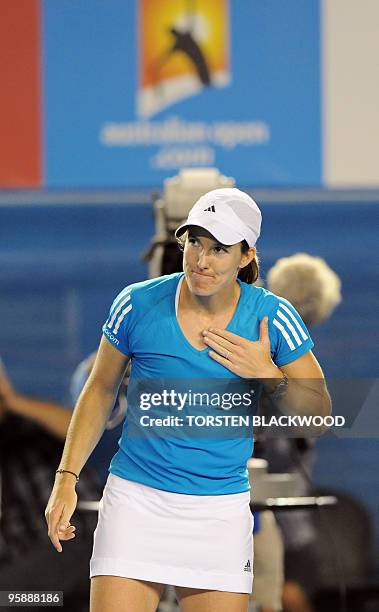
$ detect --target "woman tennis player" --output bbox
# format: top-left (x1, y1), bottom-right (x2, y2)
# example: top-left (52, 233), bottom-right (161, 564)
top-left (45, 188), bottom-right (331, 612)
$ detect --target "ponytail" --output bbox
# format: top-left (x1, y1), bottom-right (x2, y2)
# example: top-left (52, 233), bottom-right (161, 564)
top-left (238, 241), bottom-right (259, 284)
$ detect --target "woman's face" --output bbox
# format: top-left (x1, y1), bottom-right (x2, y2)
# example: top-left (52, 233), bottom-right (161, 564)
top-left (183, 228), bottom-right (255, 297)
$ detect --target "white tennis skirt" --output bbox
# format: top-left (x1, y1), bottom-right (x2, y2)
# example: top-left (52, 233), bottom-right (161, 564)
top-left (90, 473), bottom-right (254, 593)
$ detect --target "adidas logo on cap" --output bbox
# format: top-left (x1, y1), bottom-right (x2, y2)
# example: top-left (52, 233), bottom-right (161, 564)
top-left (175, 187), bottom-right (262, 248)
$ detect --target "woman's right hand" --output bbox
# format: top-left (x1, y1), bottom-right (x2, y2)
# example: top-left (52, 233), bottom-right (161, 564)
top-left (45, 480), bottom-right (78, 552)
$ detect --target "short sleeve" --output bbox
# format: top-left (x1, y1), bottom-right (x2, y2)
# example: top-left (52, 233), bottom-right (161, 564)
top-left (102, 286), bottom-right (133, 356)
top-left (268, 297), bottom-right (314, 367)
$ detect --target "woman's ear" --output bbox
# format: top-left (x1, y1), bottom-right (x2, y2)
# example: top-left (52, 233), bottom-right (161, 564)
top-left (240, 246), bottom-right (256, 268)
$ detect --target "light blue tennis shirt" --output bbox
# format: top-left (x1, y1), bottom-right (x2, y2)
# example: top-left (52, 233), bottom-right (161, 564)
top-left (102, 273), bottom-right (314, 495)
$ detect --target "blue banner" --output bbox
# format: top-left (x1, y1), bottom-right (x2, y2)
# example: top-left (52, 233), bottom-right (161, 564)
top-left (43, 0), bottom-right (321, 187)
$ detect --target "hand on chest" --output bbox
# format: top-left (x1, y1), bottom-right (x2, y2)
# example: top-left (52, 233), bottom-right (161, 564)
top-left (177, 311), bottom-right (236, 351)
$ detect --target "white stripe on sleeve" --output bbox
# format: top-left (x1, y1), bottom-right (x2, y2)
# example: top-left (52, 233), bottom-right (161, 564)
top-left (276, 310), bottom-right (302, 347)
top-left (109, 287), bottom-right (131, 315)
top-left (107, 294), bottom-right (131, 329)
top-left (273, 319), bottom-right (296, 351)
top-left (278, 302), bottom-right (308, 341)
top-left (113, 304), bottom-right (133, 335)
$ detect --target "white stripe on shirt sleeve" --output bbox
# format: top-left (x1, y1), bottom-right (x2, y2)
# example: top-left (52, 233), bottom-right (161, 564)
top-left (273, 319), bottom-right (296, 350)
top-left (276, 310), bottom-right (302, 347)
top-left (113, 304), bottom-right (133, 335)
top-left (107, 293), bottom-right (131, 329)
top-left (278, 302), bottom-right (308, 341)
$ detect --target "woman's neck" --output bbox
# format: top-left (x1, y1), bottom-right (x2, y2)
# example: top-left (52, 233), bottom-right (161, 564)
top-left (180, 276), bottom-right (241, 317)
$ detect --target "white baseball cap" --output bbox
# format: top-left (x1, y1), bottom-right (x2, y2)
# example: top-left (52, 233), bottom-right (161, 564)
top-left (175, 188), bottom-right (261, 247)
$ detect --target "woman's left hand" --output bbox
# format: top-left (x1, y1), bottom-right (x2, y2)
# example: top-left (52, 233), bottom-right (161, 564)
top-left (203, 317), bottom-right (280, 379)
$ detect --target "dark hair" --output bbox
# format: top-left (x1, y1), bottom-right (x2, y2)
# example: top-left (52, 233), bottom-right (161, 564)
top-left (239, 240), bottom-right (259, 285)
top-left (176, 233), bottom-right (260, 285)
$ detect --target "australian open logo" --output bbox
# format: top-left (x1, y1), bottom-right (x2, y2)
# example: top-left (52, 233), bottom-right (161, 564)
top-left (137, 0), bottom-right (231, 118)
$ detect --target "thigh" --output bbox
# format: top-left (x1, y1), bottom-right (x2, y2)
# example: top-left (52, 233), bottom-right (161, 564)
top-left (175, 586), bottom-right (249, 612)
top-left (90, 576), bottom-right (164, 612)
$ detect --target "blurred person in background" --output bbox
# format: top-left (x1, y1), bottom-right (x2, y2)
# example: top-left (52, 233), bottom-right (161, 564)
top-left (0, 357), bottom-right (101, 612)
top-left (254, 253), bottom-right (342, 612)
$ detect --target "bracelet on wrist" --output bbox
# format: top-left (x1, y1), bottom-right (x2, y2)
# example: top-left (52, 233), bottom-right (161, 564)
top-left (55, 469), bottom-right (79, 482)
